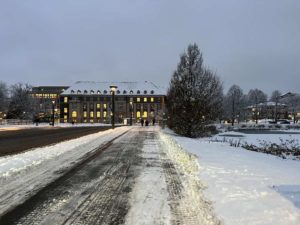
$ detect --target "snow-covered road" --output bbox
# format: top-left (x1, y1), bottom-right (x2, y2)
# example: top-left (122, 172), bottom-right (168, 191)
top-left (0, 127), bottom-right (220, 225)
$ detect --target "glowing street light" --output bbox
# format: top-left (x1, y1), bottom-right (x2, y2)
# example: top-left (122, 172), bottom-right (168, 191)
top-left (110, 85), bottom-right (118, 129)
top-left (51, 100), bottom-right (55, 126)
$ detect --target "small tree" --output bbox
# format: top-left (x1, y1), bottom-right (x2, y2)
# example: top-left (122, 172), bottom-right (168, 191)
top-left (7, 83), bottom-right (34, 120)
top-left (167, 43), bottom-right (223, 137)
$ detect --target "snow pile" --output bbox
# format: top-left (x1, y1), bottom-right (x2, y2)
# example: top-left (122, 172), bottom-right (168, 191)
top-left (165, 131), bottom-right (300, 225)
top-left (159, 131), bottom-right (221, 225)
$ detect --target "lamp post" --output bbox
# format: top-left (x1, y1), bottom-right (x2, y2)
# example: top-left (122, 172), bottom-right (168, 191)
top-left (129, 97), bottom-right (133, 126)
top-left (110, 85), bottom-right (117, 129)
top-left (51, 100), bottom-right (55, 126)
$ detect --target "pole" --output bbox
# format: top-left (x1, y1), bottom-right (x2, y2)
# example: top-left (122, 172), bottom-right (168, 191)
top-left (112, 91), bottom-right (115, 129)
top-left (52, 101), bottom-right (55, 127)
top-left (129, 98), bottom-right (133, 126)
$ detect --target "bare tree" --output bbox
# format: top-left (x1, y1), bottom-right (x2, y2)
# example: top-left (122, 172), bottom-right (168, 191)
top-left (224, 85), bottom-right (244, 126)
top-left (167, 43), bottom-right (223, 137)
top-left (0, 81), bottom-right (9, 113)
top-left (7, 83), bottom-right (34, 120)
top-left (270, 90), bottom-right (282, 122)
top-left (246, 89), bottom-right (268, 124)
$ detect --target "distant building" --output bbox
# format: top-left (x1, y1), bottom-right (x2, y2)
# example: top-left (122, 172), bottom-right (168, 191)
top-left (30, 86), bottom-right (69, 122)
top-left (245, 101), bottom-right (288, 121)
top-left (280, 92), bottom-right (300, 123)
top-left (59, 81), bottom-right (166, 124)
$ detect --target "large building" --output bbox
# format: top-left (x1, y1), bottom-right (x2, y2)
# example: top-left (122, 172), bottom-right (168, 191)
top-left (59, 81), bottom-right (166, 124)
top-left (31, 86), bottom-right (69, 122)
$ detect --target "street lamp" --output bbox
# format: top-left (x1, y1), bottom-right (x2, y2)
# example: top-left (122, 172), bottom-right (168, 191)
top-left (129, 97), bottom-right (133, 126)
top-left (51, 100), bottom-right (55, 126)
top-left (110, 85), bottom-right (117, 129)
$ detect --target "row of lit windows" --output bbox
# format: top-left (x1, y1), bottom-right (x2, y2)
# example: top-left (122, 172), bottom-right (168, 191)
top-left (33, 93), bottom-right (57, 99)
top-left (69, 111), bottom-right (107, 118)
top-left (67, 110), bottom-right (149, 119)
top-left (63, 96), bottom-right (159, 104)
top-left (136, 97), bottom-right (154, 103)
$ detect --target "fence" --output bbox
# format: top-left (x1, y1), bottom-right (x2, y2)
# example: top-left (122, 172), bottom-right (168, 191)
top-left (0, 119), bottom-right (33, 125)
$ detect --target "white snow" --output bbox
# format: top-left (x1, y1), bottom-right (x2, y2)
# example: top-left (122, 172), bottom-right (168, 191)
top-left (125, 136), bottom-right (171, 225)
top-left (163, 129), bottom-right (300, 225)
top-left (0, 123), bottom-right (111, 131)
top-left (214, 131), bottom-right (300, 147)
top-left (0, 126), bottom-right (131, 215)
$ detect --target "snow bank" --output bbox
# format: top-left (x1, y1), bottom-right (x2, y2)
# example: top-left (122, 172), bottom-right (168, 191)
top-left (159, 131), bottom-right (221, 225)
top-left (165, 131), bottom-right (300, 225)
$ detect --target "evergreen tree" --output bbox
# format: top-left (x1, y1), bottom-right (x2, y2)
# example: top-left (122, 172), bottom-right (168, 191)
top-left (167, 44), bottom-right (223, 137)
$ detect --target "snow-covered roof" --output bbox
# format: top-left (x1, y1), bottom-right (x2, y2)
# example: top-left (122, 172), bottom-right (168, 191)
top-left (246, 101), bottom-right (287, 109)
top-left (61, 81), bottom-right (166, 96)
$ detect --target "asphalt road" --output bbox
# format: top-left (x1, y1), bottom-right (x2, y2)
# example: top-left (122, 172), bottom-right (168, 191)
top-left (0, 128), bottom-right (143, 225)
top-left (0, 126), bottom-right (112, 157)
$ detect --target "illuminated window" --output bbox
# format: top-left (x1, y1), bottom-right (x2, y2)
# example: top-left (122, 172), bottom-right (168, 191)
top-left (103, 111), bottom-right (107, 118)
top-left (137, 111), bottom-right (141, 118)
top-left (144, 97), bottom-right (147, 102)
top-left (83, 111), bottom-right (87, 118)
top-left (64, 115), bottom-right (68, 119)
top-left (64, 120), bottom-right (67, 123)
top-left (104, 104), bottom-right (107, 109)
top-left (97, 111), bottom-right (101, 118)
top-left (143, 111), bottom-right (148, 118)
top-left (96, 103), bottom-right (100, 109)
top-left (90, 111), bottom-right (94, 117)
top-left (64, 97), bottom-right (68, 103)
top-left (151, 97), bottom-right (154, 102)
top-left (90, 119), bottom-right (94, 123)
top-left (137, 97), bottom-right (140, 102)
top-left (72, 111), bottom-right (77, 118)
top-left (64, 108), bottom-right (68, 113)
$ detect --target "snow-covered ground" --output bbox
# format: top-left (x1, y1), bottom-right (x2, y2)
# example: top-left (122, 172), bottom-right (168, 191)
top-left (0, 126), bottom-right (131, 215)
top-left (163, 129), bottom-right (300, 225)
top-left (2, 125), bottom-right (299, 224)
top-left (0, 123), bottom-right (112, 131)
top-left (214, 131), bottom-right (300, 147)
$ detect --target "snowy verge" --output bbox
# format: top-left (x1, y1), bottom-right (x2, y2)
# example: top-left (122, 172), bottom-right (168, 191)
top-left (0, 127), bottom-right (130, 216)
top-left (164, 129), bottom-right (300, 225)
top-left (159, 131), bottom-right (221, 225)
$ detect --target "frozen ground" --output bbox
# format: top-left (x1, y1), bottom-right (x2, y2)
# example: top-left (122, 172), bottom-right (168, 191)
top-left (163, 129), bottom-right (300, 225)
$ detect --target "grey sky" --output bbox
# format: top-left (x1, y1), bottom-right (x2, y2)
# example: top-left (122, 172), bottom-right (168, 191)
top-left (0, 0), bottom-right (299, 95)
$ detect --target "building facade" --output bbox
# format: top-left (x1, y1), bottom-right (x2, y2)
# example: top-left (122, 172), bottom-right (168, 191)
top-left (31, 86), bottom-right (69, 122)
top-left (59, 81), bottom-right (166, 124)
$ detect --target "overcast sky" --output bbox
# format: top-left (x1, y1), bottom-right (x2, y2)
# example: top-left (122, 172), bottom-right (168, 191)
top-left (0, 0), bottom-right (299, 95)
